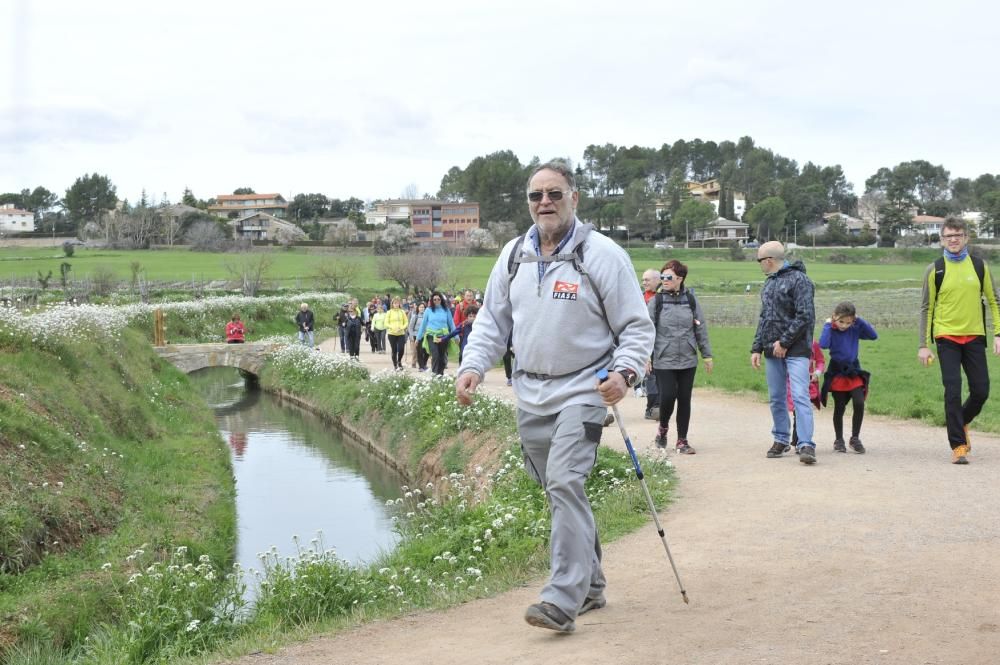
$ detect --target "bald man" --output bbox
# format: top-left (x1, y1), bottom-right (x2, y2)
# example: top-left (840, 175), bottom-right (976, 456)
top-left (750, 241), bottom-right (818, 464)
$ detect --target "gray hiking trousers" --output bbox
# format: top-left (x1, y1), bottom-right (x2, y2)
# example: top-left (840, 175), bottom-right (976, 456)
top-left (517, 404), bottom-right (607, 618)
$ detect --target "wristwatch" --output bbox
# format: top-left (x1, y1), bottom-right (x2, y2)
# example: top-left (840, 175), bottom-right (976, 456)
top-left (616, 369), bottom-right (638, 387)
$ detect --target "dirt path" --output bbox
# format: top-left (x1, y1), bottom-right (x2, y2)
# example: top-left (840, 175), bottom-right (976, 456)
top-left (234, 341), bottom-right (1000, 664)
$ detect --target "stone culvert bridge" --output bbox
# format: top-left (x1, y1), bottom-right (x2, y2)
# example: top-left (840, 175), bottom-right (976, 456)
top-left (153, 343), bottom-right (279, 377)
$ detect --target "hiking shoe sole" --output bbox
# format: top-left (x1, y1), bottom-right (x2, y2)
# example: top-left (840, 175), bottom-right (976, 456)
top-left (525, 602), bottom-right (575, 633)
top-left (579, 595), bottom-right (606, 615)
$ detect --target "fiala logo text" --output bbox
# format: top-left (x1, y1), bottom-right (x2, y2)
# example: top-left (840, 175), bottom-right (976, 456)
top-left (552, 281), bottom-right (579, 300)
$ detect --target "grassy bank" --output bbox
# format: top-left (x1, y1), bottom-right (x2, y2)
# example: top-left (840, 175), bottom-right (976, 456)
top-left (0, 317), bottom-right (235, 656)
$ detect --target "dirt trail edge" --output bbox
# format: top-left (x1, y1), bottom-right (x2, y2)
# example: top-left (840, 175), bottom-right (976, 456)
top-left (233, 343), bottom-right (1000, 665)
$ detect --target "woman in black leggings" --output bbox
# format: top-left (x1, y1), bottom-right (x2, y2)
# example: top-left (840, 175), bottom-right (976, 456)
top-left (648, 259), bottom-right (713, 454)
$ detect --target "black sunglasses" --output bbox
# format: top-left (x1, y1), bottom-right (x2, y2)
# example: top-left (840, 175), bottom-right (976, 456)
top-left (756, 256), bottom-right (772, 263)
top-left (527, 189), bottom-right (569, 203)
top-left (660, 274), bottom-right (675, 281)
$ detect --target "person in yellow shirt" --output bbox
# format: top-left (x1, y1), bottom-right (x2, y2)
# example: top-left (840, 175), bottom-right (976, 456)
top-left (385, 297), bottom-right (410, 370)
top-left (918, 218), bottom-right (1000, 464)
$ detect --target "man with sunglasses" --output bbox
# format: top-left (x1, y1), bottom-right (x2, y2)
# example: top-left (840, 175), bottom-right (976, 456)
top-left (751, 241), bottom-right (818, 465)
top-left (918, 218), bottom-right (1000, 464)
top-left (455, 159), bottom-right (653, 634)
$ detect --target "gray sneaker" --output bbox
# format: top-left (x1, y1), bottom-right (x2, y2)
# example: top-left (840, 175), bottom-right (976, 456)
top-left (766, 442), bottom-right (791, 458)
top-left (579, 594), bottom-right (606, 615)
top-left (799, 445), bottom-right (817, 465)
top-left (833, 438), bottom-right (847, 453)
top-left (525, 602), bottom-right (575, 633)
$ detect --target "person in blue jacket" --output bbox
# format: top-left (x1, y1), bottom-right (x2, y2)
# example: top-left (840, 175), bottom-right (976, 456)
top-left (441, 305), bottom-right (477, 365)
top-left (416, 291), bottom-right (455, 375)
top-left (819, 301), bottom-right (877, 454)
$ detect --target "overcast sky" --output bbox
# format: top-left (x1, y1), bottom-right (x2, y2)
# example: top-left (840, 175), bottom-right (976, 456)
top-left (2, 0), bottom-right (997, 206)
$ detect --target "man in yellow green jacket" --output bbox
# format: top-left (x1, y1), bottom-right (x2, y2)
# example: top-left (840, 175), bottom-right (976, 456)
top-left (918, 218), bottom-right (1000, 464)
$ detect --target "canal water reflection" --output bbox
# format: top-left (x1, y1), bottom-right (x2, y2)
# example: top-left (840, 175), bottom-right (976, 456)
top-left (188, 368), bottom-right (402, 575)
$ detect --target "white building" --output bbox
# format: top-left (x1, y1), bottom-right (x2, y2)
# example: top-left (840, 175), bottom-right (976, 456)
top-left (0, 204), bottom-right (35, 233)
top-left (365, 200), bottom-right (413, 226)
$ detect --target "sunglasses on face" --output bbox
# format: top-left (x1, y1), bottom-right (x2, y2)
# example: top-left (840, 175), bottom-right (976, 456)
top-left (660, 274), bottom-right (675, 281)
top-left (527, 189), bottom-right (569, 203)
top-left (756, 257), bottom-right (772, 263)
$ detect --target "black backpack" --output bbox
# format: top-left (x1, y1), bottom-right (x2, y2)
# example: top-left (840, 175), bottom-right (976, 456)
top-left (652, 289), bottom-right (699, 333)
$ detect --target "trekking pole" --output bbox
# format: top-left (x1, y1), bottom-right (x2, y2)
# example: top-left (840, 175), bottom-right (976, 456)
top-left (596, 368), bottom-right (689, 604)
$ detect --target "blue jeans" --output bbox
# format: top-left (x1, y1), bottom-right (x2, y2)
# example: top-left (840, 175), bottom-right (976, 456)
top-left (765, 355), bottom-right (814, 449)
top-left (298, 330), bottom-right (314, 347)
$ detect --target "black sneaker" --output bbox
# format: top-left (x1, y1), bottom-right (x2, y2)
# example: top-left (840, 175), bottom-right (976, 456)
top-left (766, 442), bottom-right (790, 458)
top-left (833, 438), bottom-right (847, 453)
top-left (644, 408), bottom-right (659, 421)
top-left (654, 428), bottom-right (668, 448)
top-left (799, 445), bottom-right (817, 465)
top-left (579, 594), bottom-right (606, 615)
top-left (849, 437), bottom-right (866, 454)
top-left (524, 602), bottom-right (575, 633)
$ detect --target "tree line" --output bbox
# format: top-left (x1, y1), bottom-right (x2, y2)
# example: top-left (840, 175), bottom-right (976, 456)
top-left (6, 135), bottom-right (1000, 246)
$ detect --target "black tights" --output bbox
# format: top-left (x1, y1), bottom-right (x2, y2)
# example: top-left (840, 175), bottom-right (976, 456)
top-left (654, 367), bottom-right (697, 438)
top-left (388, 333), bottom-right (407, 368)
top-left (832, 387), bottom-right (866, 440)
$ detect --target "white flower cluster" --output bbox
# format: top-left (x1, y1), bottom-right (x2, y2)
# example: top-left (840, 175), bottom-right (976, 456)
top-left (269, 344), bottom-right (370, 380)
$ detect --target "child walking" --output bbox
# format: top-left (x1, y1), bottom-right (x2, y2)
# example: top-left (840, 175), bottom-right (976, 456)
top-left (819, 301), bottom-right (878, 453)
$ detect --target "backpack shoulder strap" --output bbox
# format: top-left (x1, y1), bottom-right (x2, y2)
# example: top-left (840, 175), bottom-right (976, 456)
top-left (934, 257), bottom-right (945, 293)
top-left (973, 255), bottom-right (986, 292)
top-left (686, 288), bottom-right (698, 317)
top-left (654, 292), bottom-right (663, 332)
top-left (507, 234), bottom-right (527, 282)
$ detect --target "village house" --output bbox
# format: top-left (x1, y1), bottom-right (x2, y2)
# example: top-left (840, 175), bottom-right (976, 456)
top-left (0, 203), bottom-right (35, 233)
top-left (208, 193), bottom-right (289, 219)
top-left (229, 212), bottom-right (306, 241)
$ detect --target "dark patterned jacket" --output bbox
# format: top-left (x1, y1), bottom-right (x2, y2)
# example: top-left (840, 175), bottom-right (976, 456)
top-left (751, 260), bottom-right (815, 358)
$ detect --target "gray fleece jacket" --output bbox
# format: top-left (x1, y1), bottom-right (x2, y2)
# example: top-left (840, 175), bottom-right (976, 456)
top-left (648, 289), bottom-right (712, 370)
top-left (459, 219), bottom-right (654, 416)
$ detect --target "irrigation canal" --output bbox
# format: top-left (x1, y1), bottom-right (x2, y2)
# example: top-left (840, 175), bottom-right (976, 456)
top-left (189, 368), bottom-right (403, 576)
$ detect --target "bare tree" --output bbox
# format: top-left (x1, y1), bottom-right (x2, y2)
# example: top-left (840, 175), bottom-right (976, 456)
top-left (401, 183), bottom-right (420, 200)
top-left (225, 253), bottom-right (273, 296)
top-left (118, 208), bottom-right (159, 248)
top-left (324, 221), bottom-right (357, 246)
top-left (377, 252), bottom-right (448, 294)
top-left (858, 191), bottom-right (886, 237)
top-left (186, 221), bottom-right (228, 251)
top-left (312, 259), bottom-right (355, 292)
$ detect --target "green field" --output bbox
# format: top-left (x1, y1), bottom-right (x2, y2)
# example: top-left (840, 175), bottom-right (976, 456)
top-left (0, 245), bottom-right (944, 297)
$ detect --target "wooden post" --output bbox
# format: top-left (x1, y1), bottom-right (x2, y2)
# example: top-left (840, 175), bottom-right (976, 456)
top-left (154, 308), bottom-right (165, 346)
